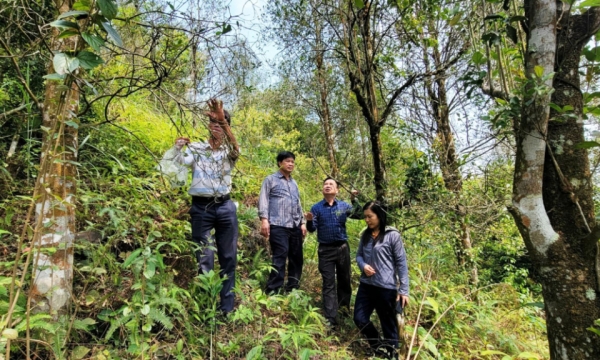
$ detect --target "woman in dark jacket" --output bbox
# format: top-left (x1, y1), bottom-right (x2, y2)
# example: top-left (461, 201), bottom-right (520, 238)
top-left (354, 201), bottom-right (409, 359)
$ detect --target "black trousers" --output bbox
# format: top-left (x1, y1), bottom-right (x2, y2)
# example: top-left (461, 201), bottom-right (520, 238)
top-left (318, 241), bottom-right (351, 324)
top-left (265, 225), bottom-right (303, 293)
top-left (189, 198), bottom-right (238, 313)
top-left (354, 283), bottom-right (399, 359)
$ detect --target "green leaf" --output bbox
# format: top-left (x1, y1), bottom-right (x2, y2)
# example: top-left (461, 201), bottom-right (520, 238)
top-left (43, 73), bottom-right (66, 81)
top-left (425, 297), bottom-right (439, 314)
top-left (0, 229), bottom-right (12, 235)
top-left (71, 346), bottom-right (90, 360)
top-left (575, 141), bottom-right (600, 149)
top-left (481, 350), bottom-right (509, 356)
top-left (354, 0), bottom-right (365, 9)
top-left (141, 304), bottom-right (150, 315)
top-left (102, 22), bottom-right (123, 47)
top-left (73, 0), bottom-right (91, 11)
top-left (534, 65), bottom-right (544, 78)
top-left (81, 32), bottom-right (105, 52)
top-left (97, 0), bottom-right (118, 20)
top-left (49, 20), bottom-right (79, 29)
top-left (579, 0), bottom-right (600, 8)
top-left (53, 53), bottom-right (80, 74)
top-left (58, 29), bottom-right (80, 39)
top-left (122, 248), bottom-right (142, 268)
top-left (449, 12), bottom-right (462, 26)
top-left (472, 51), bottom-right (486, 65)
top-left (517, 352), bottom-right (541, 359)
top-left (58, 10), bottom-right (89, 19)
top-left (77, 50), bottom-right (104, 70)
top-left (65, 120), bottom-right (79, 129)
top-left (143, 261), bottom-right (156, 279)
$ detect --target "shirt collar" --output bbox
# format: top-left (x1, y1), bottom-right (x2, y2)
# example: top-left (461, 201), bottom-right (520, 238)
top-left (322, 198), bottom-right (337, 207)
top-left (275, 170), bottom-right (293, 179)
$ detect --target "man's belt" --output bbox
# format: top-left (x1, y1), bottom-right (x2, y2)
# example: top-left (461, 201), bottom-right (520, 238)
top-left (192, 194), bottom-right (231, 204)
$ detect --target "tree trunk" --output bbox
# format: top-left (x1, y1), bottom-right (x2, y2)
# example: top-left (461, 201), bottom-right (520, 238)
top-left (31, 0), bottom-right (79, 316)
top-left (421, 22), bottom-right (478, 285)
top-left (314, 12), bottom-right (340, 179)
top-left (510, 1), bottom-right (600, 358)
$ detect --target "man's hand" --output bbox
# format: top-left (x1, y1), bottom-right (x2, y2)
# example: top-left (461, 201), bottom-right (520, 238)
top-left (304, 212), bottom-right (313, 221)
top-left (363, 264), bottom-right (376, 277)
top-left (301, 224), bottom-right (307, 237)
top-left (206, 98), bottom-right (225, 124)
top-left (350, 189), bottom-right (359, 201)
top-left (260, 218), bottom-right (270, 238)
top-left (174, 137), bottom-right (190, 150)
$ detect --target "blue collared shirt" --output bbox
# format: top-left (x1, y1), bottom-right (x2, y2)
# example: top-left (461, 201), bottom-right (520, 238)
top-left (258, 171), bottom-right (304, 228)
top-left (306, 198), bottom-right (362, 244)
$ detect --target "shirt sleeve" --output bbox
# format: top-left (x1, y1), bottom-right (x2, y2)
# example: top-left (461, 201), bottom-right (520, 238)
top-left (347, 199), bottom-right (363, 219)
top-left (391, 232), bottom-right (409, 296)
top-left (306, 204), bottom-right (317, 233)
top-left (169, 146), bottom-right (194, 166)
top-left (258, 176), bottom-right (271, 220)
top-left (356, 234), bottom-right (366, 272)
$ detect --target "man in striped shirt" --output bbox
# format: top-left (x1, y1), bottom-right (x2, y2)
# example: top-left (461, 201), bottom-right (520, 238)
top-left (171, 99), bottom-right (239, 315)
top-left (305, 178), bottom-right (361, 327)
top-left (258, 151), bottom-right (307, 294)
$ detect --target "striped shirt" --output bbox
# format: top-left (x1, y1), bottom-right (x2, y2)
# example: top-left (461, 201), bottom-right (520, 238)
top-left (258, 171), bottom-right (304, 228)
top-left (306, 199), bottom-right (362, 244)
top-left (172, 142), bottom-right (235, 197)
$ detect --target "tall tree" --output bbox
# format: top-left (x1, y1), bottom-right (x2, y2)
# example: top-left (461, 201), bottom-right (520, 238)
top-left (416, 3), bottom-right (478, 285)
top-left (505, 1), bottom-right (600, 358)
top-left (265, 0), bottom-right (341, 178)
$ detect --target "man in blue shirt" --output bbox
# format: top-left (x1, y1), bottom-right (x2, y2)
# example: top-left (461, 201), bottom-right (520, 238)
top-left (305, 177), bottom-right (361, 327)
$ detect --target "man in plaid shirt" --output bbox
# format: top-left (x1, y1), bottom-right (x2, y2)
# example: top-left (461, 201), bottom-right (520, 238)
top-left (305, 178), bottom-right (362, 328)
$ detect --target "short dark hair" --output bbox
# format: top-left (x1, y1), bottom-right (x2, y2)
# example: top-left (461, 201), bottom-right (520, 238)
top-left (361, 201), bottom-right (387, 245)
top-left (276, 151), bottom-right (295, 165)
top-left (223, 110), bottom-right (231, 125)
top-left (323, 177), bottom-right (340, 187)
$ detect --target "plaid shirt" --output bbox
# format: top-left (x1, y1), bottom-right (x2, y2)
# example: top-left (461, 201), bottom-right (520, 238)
top-left (306, 199), bottom-right (362, 244)
top-left (258, 171), bottom-right (304, 228)
top-left (172, 142), bottom-right (235, 197)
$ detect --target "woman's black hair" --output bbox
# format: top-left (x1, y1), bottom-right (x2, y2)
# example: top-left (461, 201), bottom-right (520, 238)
top-left (361, 200), bottom-right (387, 245)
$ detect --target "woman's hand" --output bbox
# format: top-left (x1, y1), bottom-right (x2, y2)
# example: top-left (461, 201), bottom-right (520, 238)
top-left (363, 264), bottom-right (376, 277)
top-left (397, 294), bottom-right (409, 308)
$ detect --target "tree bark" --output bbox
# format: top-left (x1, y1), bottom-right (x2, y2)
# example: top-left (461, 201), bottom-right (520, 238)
top-left (510, 1), bottom-right (600, 358)
top-left (31, 0), bottom-right (80, 316)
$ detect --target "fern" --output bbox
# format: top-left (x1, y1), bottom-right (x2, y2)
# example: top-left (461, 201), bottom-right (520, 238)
top-left (15, 313), bottom-right (55, 333)
top-left (105, 313), bottom-right (133, 340)
top-left (148, 308), bottom-right (173, 330)
top-left (152, 296), bottom-right (185, 314)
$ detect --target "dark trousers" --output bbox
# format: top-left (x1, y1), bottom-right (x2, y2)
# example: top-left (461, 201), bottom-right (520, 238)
top-left (354, 283), bottom-right (399, 358)
top-left (265, 225), bottom-right (303, 293)
top-left (318, 241), bottom-right (351, 324)
top-left (189, 198), bottom-right (238, 313)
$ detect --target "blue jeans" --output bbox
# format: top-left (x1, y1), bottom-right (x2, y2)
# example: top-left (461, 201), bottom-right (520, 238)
top-left (189, 198), bottom-right (238, 313)
top-left (265, 225), bottom-right (303, 293)
top-left (354, 282), bottom-right (399, 358)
